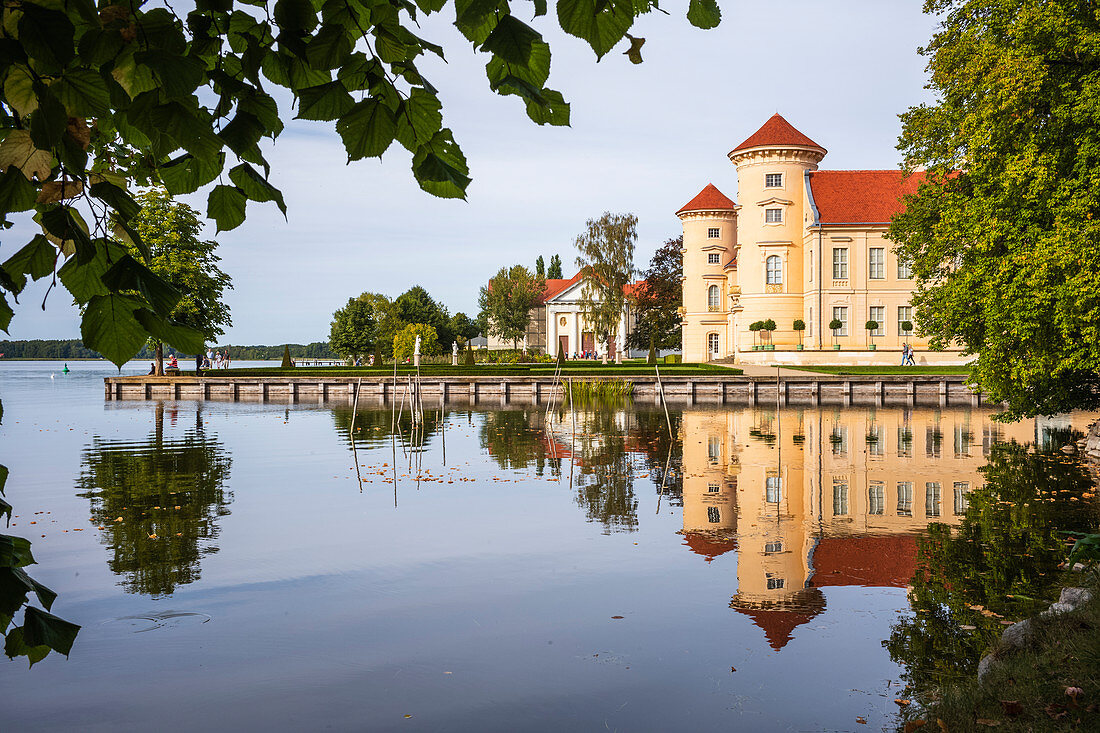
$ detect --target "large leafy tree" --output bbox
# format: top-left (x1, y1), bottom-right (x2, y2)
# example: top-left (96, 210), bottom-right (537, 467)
top-left (627, 234), bottom-right (681, 352)
top-left (890, 0), bottom-right (1100, 417)
top-left (0, 0), bottom-right (722, 367)
top-left (574, 211), bottom-right (636, 362)
top-left (329, 294), bottom-right (376, 360)
top-left (392, 322), bottom-right (438, 359)
top-left (478, 264), bottom-right (544, 348)
top-left (448, 311), bottom-right (480, 344)
top-left (394, 285), bottom-right (452, 348)
top-left (132, 188), bottom-right (232, 374)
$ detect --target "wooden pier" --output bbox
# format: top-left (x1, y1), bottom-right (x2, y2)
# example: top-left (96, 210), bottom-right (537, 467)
top-left (103, 374), bottom-right (980, 408)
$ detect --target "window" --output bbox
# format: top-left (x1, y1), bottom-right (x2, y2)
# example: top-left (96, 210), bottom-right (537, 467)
top-left (897, 427), bottom-right (913, 458)
top-left (766, 255), bottom-right (782, 284)
top-left (833, 479), bottom-right (849, 515)
top-left (869, 482), bottom-right (885, 515)
top-left (898, 258), bottom-right (913, 279)
top-left (926, 426), bottom-right (942, 458)
top-left (832, 306), bottom-right (848, 336)
top-left (707, 483), bottom-right (720, 494)
top-left (869, 306), bottom-right (885, 336)
top-left (953, 482), bottom-right (970, 515)
top-left (897, 482), bottom-right (913, 516)
top-left (708, 285), bottom-right (720, 311)
top-left (868, 425), bottom-right (884, 456)
top-left (765, 173), bottom-right (783, 188)
top-left (764, 541), bottom-right (783, 554)
top-left (832, 248), bottom-right (849, 279)
top-left (830, 425), bottom-right (848, 455)
top-left (708, 252), bottom-right (721, 264)
top-left (925, 482), bottom-right (942, 517)
top-left (707, 506), bottom-right (721, 523)
top-left (982, 424), bottom-right (1004, 457)
top-left (707, 227), bottom-right (720, 239)
top-left (767, 577), bottom-right (785, 590)
top-left (869, 248), bottom-right (885, 279)
top-left (707, 332), bottom-right (719, 357)
top-left (898, 306), bottom-right (913, 337)
top-left (808, 307), bottom-right (813, 337)
top-left (765, 475), bottom-right (782, 503)
top-left (708, 436), bottom-right (721, 463)
top-left (954, 425), bottom-right (970, 457)
top-left (765, 208), bottom-right (783, 224)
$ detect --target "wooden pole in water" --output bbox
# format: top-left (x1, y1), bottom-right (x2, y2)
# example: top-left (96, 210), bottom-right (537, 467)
top-left (568, 377), bottom-right (576, 488)
top-left (655, 364), bottom-right (673, 439)
top-left (349, 377), bottom-right (362, 438)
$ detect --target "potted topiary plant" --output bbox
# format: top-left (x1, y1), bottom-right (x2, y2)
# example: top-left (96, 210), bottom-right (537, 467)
top-left (763, 319), bottom-right (777, 350)
top-left (865, 320), bottom-right (879, 350)
top-left (749, 321), bottom-right (762, 350)
top-left (901, 320), bottom-right (913, 344)
top-left (793, 319), bottom-right (805, 350)
top-left (829, 318), bottom-right (843, 350)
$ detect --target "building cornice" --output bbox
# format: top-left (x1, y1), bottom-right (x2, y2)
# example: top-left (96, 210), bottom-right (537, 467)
top-left (677, 207), bottom-right (740, 220)
top-left (729, 145), bottom-right (826, 168)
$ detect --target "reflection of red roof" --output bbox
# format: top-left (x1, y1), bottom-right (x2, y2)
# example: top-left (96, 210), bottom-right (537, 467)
top-left (811, 535), bottom-right (918, 588)
top-left (682, 532), bottom-right (737, 562)
top-left (677, 183), bottom-right (736, 214)
top-left (807, 170), bottom-right (925, 224)
top-left (738, 608), bottom-right (820, 651)
top-left (732, 113), bottom-right (823, 153)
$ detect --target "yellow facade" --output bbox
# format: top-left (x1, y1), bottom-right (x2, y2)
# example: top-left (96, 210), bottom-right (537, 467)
top-left (679, 114), bottom-right (965, 364)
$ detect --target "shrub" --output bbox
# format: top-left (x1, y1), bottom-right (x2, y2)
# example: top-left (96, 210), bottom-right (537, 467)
top-left (664, 354), bottom-right (682, 364)
top-left (865, 320), bottom-right (879, 332)
top-left (647, 341), bottom-right (657, 365)
top-left (556, 348), bottom-right (565, 367)
top-left (281, 344), bottom-right (292, 368)
top-left (793, 319), bottom-right (805, 332)
top-left (463, 345), bottom-right (475, 366)
top-left (763, 318), bottom-right (776, 332)
top-left (901, 320), bottom-right (914, 334)
top-left (829, 318), bottom-right (843, 332)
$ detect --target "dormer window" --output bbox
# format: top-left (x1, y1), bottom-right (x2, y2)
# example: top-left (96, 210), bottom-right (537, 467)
top-left (765, 208), bottom-right (783, 224)
top-left (708, 253), bottom-right (721, 264)
top-left (765, 173), bottom-right (783, 188)
top-left (707, 227), bottom-right (720, 238)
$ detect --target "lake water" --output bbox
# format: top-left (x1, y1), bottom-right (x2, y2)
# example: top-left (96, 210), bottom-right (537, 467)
top-left (1, 360), bottom-right (1096, 732)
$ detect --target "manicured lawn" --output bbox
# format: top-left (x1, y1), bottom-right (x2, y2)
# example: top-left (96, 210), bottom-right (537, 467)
top-left (205, 363), bottom-right (740, 378)
top-left (793, 365), bottom-right (971, 376)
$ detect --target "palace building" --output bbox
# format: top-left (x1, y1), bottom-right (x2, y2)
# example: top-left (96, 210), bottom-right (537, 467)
top-left (678, 114), bottom-right (965, 365)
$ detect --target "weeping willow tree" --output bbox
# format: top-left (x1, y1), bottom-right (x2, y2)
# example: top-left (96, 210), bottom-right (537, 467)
top-left (574, 212), bottom-right (637, 363)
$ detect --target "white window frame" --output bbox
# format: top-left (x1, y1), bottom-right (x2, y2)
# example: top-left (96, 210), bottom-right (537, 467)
top-left (869, 247), bottom-right (885, 279)
top-left (764, 172), bottom-right (783, 188)
top-left (869, 482), bottom-right (885, 515)
top-left (707, 252), bottom-right (721, 264)
top-left (707, 332), bottom-right (720, 357)
top-left (897, 482), bottom-right (913, 516)
top-left (832, 248), bottom-right (849, 279)
top-left (765, 255), bottom-right (782, 284)
top-left (832, 306), bottom-right (848, 336)
top-left (898, 306), bottom-right (913, 337)
top-left (869, 306), bottom-right (885, 337)
top-left (707, 227), bottom-right (721, 239)
top-left (707, 506), bottom-right (721, 523)
top-left (707, 285), bottom-right (720, 312)
top-left (764, 208), bottom-right (783, 224)
top-left (898, 259), bottom-right (913, 279)
top-left (765, 475), bottom-right (782, 503)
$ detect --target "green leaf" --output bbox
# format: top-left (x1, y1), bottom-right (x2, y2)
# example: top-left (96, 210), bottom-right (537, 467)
top-left (0, 566), bottom-right (56, 611)
top-left (218, 111), bottom-right (266, 159)
top-left (0, 130), bottom-right (53, 181)
top-left (0, 293), bottom-right (12, 332)
top-left (274, 0), bottom-right (319, 34)
top-left (533, 0), bottom-right (548, 17)
top-left (686, 0), bottom-right (721, 30)
top-left (29, 90), bottom-right (69, 152)
top-left (3, 66), bottom-right (38, 117)
top-left (306, 24), bottom-right (354, 70)
top-left (482, 15), bottom-right (542, 66)
top-left (53, 69), bottom-right (111, 117)
top-left (0, 534), bottom-right (35, 568)
top-left (80, 293), bottom-right (149, 367)
top-left (18, 5), bottom-right (76, 72)
top-left (336, 98), bottom-right (396, 160)
top-left (40, 207), bottom-right (94, 264)
top-left (89, 181), bottom-right (141, 222)
top-left (456, 0), bottom-right (502, 38)
top-left (526, 87), bottom-right (570, 126)
top-left (2, 235), bottom-right (57, 292)
top-left (101, 255), bottom-right (183, 316)
top-left (0, 464), bottom-right (7, 495)
top-left (296, 80), bottom-right (355, 121)
top-left (3, 626), bottom-right (51, 666)
top-left (557, 0), bottom-right (634, 59)
top-left (487, 40), bottom-right (551, 89)
top-left (22, 606), bottom-right (80, 657)
top-left (208, 185), bottom-right (247, 232)
top-left (57, 239), bottom-right (126, 302)
top-left (133, 310), bottom-right (207, 354)
top-left (228, 163), bottom-right (286, 215)
top-left (0, 165), bottom-right (38, 214)
top-left (0, 497), bottom-right (9, 526)
top-left (395, 88), bottom-right (443, 150)
top-left (412, 130), bottom-right (471, 199)
top-left (158, 152), bottom-right (225, 196)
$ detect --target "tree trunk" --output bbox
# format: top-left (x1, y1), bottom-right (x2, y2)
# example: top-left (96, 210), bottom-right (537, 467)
top-left (155, 341), bottom-right (164, 376)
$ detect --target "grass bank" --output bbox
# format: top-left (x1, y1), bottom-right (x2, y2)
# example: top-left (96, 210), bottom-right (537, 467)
top-left (183, 363), bottom-right (740, 378)
top-left (902, 574), bottom-right (1100, 731)
top-left (794, 365), bottom-right (971, 376)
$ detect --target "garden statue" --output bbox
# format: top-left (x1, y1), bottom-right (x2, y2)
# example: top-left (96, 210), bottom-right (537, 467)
top-left (522, 334), bottom-right (528, 355)
top-left (414, 334), bottom-right (421, 368)
top-left (452, 341), bottom-right (459, 366)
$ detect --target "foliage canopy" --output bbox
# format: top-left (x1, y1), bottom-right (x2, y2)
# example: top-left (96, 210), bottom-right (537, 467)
top-left (329, 294), bottom-right (376, 358)
top-left (627, 235), bottom-right (681, 351)
top-left (890, 0), bottom-right (1100, 417)
top-left (478, 264), bottom-right (544, 348)
top-left (574, 211), bottom-right (636, 358)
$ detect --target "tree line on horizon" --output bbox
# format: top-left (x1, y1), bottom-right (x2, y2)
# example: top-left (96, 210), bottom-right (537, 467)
top-left (0, 340), bottom-right (337, 361)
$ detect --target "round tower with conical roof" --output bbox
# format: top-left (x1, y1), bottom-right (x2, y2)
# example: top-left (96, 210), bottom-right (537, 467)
top-left (677, 183), bottom-right (739, 363)
top-left (728, 114), bottom-right (826, 352)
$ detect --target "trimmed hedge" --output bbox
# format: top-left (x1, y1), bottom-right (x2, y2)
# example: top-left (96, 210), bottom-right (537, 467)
top-left (208, 363), bottom-right (738, 378)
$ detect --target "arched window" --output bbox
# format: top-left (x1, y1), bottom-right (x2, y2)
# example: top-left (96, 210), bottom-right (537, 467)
top-left (708, 332), bottom-right (719, 356)
top-left (707, 285), bottom-right (720, 311)
top-left (766, 255), bottom-right (782, 284)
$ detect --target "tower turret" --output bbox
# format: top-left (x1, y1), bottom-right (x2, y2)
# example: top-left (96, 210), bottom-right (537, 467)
top-left (678, 184), bottom-right (738, 362)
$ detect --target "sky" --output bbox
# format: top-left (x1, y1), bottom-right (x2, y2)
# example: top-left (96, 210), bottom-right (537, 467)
top-left (6, 1), bottom-right (941, 344)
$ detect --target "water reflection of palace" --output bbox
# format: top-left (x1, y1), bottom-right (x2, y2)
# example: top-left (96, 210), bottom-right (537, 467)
top-left (679, 407), bottom-right (1087, 650)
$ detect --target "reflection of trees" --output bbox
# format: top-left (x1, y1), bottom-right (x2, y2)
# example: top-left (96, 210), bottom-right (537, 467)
top-left (885, 440), bottom-right (1095, 695)
top-left (569, 410), bottom-right (638, 533)
top-left (479, 410), bottom-right (560, 476)
top-left (332, 406), bottom-right (441, 446)
top-left (634, 409), bottom-right (683, 504)
top-left (76, 405), bottom-right (232, 598)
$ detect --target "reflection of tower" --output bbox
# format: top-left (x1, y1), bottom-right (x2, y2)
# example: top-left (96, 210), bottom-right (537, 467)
top-left (680, 411), bottom-right (738, 560)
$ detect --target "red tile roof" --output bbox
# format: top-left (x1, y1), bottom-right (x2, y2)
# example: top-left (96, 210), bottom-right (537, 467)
top-left (540, 275), bottom-right (647, 303)
top-left (807, 170), bottom-right (925, 224)
top-left (732, 113), bottom-right (823, 153)
top-left (677, 183), bottom-right (736, 214)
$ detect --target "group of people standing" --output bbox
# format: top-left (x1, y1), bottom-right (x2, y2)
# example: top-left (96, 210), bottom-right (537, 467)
top-left (202, 349), bottom-right (231, 370)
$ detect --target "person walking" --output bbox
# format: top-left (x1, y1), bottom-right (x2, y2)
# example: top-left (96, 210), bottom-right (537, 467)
top-left (901, 343), bottom-right (908, 366)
